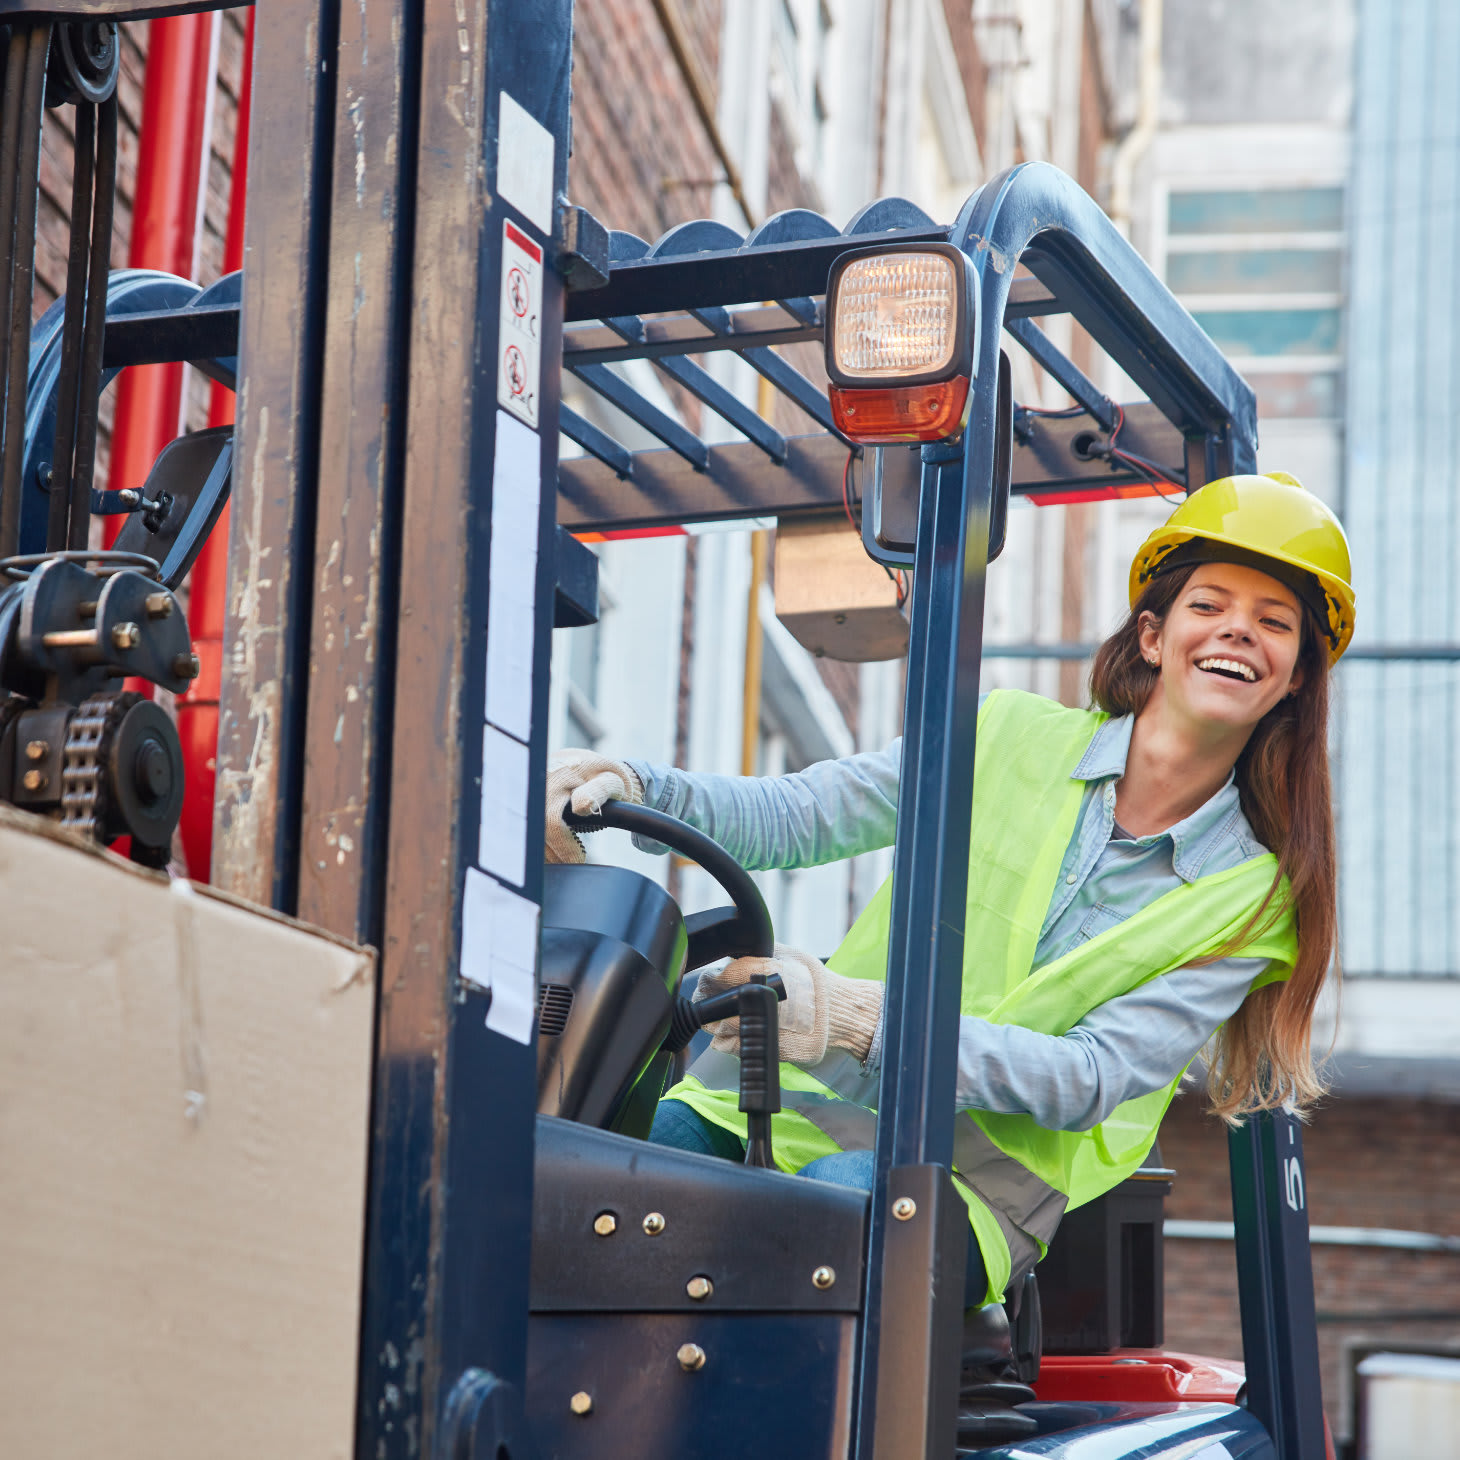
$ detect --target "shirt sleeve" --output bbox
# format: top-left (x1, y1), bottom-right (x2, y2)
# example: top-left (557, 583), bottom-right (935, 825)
top-left (903, 955), bottom-right (1265, 1130)
top-left (621, 741), bottom-right (902, 870)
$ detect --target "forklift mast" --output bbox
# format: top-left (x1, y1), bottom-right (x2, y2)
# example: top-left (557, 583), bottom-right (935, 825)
top-left (0, 1), bottom-right (1328, 1457)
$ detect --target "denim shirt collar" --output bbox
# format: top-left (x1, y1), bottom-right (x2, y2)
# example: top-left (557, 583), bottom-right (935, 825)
top-left (1069, 712), bottom-right (1247, 882)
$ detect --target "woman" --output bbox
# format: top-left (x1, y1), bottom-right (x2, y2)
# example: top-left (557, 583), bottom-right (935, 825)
top-left (545, 472), bottom-right (1354, 1412)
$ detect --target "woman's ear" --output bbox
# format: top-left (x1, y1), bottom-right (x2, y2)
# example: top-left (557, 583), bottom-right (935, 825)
top-left (1137, 610), bottom-right (1162, 666)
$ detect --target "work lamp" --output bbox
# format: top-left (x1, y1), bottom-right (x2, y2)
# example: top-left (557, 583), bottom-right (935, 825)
top-left (824, 243), bottom-right (976, 444)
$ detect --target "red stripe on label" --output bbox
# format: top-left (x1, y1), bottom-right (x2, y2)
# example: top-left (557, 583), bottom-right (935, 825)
top-left (505, 219), bottom-right (541, 262)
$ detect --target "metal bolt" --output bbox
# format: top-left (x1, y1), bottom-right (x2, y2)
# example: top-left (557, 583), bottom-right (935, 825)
top-left (172, 653), bottom-right (201, 680)
top-left (144, 592), bottom-right (173, 619)
top-left (78, 600), bottom-right (97, 619)
top-left (24, 739), bottom-right (47, 762)
top-left (812, 1266), bottom-right (836, 1290)
top-left (593, 1212), bottom-right (617, 1237)
top-left (892, 1197), bottom-right (917, 1221)
top-left (834, 613), bottom-right (847, 624)
top-left (569, 1391), bottom-right (593, 1416)
top-left (22, 768), bottom-right (46, 792)
top-left (642, 1212), bottom-right (666, 1236)
top-left (111, 621), bottom-right (139, 651)
top-left (677, 1343), bottom-right (706, 1372)
top-left (686, 1275), bottom-right (713, 1301)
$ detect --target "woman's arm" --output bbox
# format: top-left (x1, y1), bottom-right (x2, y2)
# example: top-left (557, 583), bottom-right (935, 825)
top-left (622, 743), bottom-right (902, 870)
top-left (927, 957), bottom-right (1264, 1130)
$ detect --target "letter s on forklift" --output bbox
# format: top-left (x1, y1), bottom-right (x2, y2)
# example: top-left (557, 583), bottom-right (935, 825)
top-left (0, 3), bottom-right (1332, 1457)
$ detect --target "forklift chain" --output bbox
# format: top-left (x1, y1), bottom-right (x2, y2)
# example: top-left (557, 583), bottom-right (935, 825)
top-left (60, 690), bottom-right (141, 840)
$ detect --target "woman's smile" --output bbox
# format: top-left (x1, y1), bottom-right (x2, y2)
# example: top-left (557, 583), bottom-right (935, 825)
top-left (1141, 561), bottom-right (1303, 732)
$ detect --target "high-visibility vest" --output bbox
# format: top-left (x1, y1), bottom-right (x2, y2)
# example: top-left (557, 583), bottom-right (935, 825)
top-left (663, 689), bottom-right (1297, 1303)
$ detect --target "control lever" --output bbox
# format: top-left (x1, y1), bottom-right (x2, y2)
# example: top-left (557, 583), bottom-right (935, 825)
top-left (680, 976), bottom-right (784, 1169)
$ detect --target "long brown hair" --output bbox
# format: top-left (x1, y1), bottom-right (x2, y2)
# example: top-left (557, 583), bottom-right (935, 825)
top-left (1088, 563), bottom-right (1336, 1120)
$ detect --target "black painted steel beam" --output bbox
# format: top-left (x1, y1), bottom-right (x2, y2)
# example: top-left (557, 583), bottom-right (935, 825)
top-left (101, 303), bottom-right (239, 369)
top-left (568, 363), bottom-right (710, 471)
top-left (564, 226), bottom-right (947, 321)
top-left (1004, 315), bottom-right (1118, 432)
top-left (560, 407), bottom-right (635, 479)
top-left (604, 316), bottom-right (788, 462)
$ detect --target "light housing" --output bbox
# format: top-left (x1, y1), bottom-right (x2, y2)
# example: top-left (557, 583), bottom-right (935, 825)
top-left (824, 243), bottom-right (976, 444)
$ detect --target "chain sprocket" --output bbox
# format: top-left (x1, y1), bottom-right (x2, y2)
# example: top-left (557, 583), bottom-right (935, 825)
top-left (59, 690), bottom-right (140, 840)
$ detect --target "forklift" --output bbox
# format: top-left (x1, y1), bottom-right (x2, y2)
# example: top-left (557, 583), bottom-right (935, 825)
top-left (0, 1), bottom-right (1331, 1456)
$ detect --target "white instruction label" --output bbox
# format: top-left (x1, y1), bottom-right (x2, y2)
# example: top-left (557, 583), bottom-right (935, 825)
top-left (497, 219), bottom-right (543, 429)
top-left (497, 91), bottom-right (554, 236)
top-left (460, 866), bottom-right (540, 1044)
top-left (484, 409), bottom-right (541, 741)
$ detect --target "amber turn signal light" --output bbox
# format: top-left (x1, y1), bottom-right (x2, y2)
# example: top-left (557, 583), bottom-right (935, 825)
top-left (824, 242), bottom-right (976, 445)
top-left (828, 378), bottom-right (971, 443)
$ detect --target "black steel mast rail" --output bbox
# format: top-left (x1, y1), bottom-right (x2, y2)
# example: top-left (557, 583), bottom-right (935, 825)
top-left (564, 226), bottom-right (946, 322)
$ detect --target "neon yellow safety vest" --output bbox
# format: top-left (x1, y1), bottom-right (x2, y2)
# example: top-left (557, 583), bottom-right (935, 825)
top-left (663, 689), bottom-right (1297, 1303)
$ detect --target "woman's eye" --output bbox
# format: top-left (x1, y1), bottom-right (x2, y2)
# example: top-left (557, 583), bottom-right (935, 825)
top-left (1190, 600), bottom-right (1218, 612)
top-left (1262, 618), bottom-right (1294, 632)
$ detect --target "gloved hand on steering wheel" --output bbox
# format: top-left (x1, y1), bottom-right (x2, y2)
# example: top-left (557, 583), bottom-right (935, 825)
top-left (545, 748), bottom-right (644, 864)
top-left (694, 944), bottom-right (884, 1067)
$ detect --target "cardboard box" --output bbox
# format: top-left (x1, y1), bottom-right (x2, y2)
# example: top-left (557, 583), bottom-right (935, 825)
top-left (0, 805), bottom-right (376, 1459)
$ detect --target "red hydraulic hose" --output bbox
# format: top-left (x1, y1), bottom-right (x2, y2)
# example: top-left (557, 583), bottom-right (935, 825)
top-left (103, 12), bottom-right (217, 550)
top-left (98, 12), bottom-right (216, 864)
top-left (177, 9), bottom-right (252, 881)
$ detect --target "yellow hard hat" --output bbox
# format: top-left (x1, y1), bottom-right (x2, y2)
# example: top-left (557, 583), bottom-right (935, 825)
top-left (1129, 472), bottom-right (1355, 663)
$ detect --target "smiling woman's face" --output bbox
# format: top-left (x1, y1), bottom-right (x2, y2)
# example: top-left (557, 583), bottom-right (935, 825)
top-left (1139, 561), bottom-right (1305, 732)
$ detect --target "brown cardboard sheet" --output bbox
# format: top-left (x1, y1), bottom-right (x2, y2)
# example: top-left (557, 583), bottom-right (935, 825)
top-left (0, 805), bottom-right (376, 1459)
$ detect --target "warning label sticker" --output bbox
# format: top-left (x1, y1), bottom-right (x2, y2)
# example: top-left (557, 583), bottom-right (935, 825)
top-left (497, 219), bottom-right (543, 429)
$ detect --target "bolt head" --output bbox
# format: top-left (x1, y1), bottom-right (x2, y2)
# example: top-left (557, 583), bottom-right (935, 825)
top-left (812, 1265), bottom-right (836, 1290)
top-left (110, 621), bottom-right (139, 651)
top-left (642, 1211), bottom-right (666, 1236)
top-left (569, 1391), bottom-right (593, 1416)
top-left (892, 1197), bottom-right (917, 1221)
top-left (593, 1212), bottom-right (617, 1237)
top-left (21, 768), bottom-right (46, 792)
top-left (686, 1275), bottom-right (713, 1302)
top-left (144, 592), bottom-right (173, 619)
top-left (24, 739), bottom-right (47, 761)
top-left (677, 1343), bottom-right (706, 1372)
top-left (172, 653), bottom-right (200, 680)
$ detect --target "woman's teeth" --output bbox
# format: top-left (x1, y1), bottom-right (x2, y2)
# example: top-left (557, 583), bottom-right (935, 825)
top-left (1196, 657), bottom-right (1257, 682)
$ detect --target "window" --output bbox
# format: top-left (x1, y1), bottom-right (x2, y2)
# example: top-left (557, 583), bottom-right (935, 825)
top-left (1166, 185), bottom-right (1344, 422)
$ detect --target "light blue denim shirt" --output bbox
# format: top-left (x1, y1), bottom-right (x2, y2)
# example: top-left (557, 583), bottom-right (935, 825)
top-left (624, 705), bottom-right (1273, 1132)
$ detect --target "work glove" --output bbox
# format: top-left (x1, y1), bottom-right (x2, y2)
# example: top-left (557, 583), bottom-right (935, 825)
top-left (694, 944), bottom-right (884, 1068)
top-left (545, 748), bottom-right (644, 864)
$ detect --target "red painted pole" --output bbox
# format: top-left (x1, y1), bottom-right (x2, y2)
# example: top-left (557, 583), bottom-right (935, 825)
top-left (177, 9), bottom-right (252, 881)
top-left (103, 13), bottom-right (217, 549)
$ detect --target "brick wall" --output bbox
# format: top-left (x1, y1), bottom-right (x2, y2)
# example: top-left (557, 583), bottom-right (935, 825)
top-left (1159, 1091), bottom-right (1460, 1442)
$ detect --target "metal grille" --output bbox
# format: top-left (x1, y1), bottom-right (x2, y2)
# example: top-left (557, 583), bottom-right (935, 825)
top-left (536, 983), bottom-right (574, 1037)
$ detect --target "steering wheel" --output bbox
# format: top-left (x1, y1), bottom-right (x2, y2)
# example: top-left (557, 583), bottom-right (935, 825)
top-left (565, 799), bottom-right (774, 968)
top-left (563, 799), bottom-right (782, 1166)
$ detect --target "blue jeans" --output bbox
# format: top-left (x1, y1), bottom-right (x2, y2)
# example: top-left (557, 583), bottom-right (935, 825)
top-left (651, 1100), bottom-right (987, 1307)
top-left (650, 1097), bottom-right (877, 1186)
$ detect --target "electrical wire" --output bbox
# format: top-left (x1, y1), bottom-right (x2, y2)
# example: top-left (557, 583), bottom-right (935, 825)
top-left (841, 447), bottom-right (859, 531)
top-left (1018, 403), bottom-right (1086, 419)
top-left (845, 447), bottom-right (908, 608)
top-left (1103, 404), bottom-right (1186, 498)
